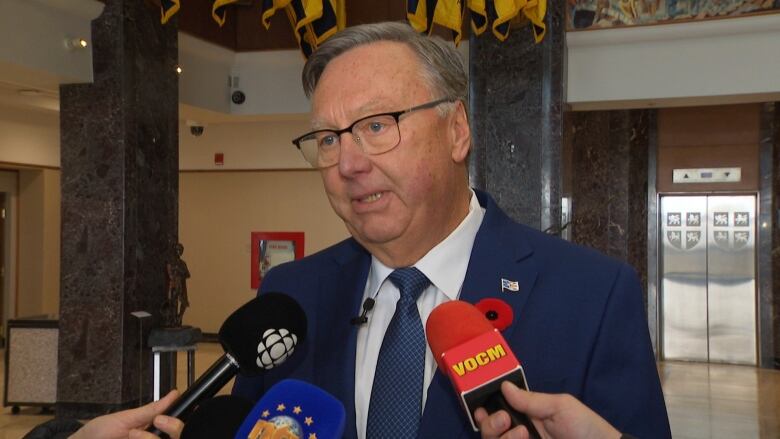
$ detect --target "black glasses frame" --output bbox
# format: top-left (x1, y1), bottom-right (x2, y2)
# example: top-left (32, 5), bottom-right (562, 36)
top-left (291, 97), bottom-right (456, 152)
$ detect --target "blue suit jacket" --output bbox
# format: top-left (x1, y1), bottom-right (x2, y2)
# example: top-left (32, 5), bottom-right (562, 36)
top-left (233, 190), bottom-right (671, 438)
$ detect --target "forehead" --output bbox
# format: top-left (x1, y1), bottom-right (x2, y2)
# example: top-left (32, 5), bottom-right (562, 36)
top-left (310, 41), bottom-right (432, 121)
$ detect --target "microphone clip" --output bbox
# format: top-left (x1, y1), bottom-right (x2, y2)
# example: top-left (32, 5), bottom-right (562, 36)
top-left (350, 298), bottom-right (375, 325)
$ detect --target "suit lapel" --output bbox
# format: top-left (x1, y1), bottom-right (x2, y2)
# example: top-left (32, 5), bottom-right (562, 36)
top-left (313, 241), bottom-right (370, 439)
top-left (419, 191), bottom-right (539, 438)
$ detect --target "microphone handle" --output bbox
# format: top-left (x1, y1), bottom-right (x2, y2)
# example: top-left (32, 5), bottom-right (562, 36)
top-left (147, 353), bottom-right (239, 436)
top-left (484, 391), bottom-right (542, 439)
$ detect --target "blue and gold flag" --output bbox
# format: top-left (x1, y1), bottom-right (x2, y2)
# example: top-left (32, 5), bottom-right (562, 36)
top-left (408, 0), bottom-right (466, 45)
top-left (160, 0), bottom-right (180, 24)
top-left (490, 0), bottom-right (546, 42)
top-left (261, 0), bottom-right (345, 58)
top-left (468, 0), bottom-right (488, 35)
top-left (212, 0), bottom-right (240, 27)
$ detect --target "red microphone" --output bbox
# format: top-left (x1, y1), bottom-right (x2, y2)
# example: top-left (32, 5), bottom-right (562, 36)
top-left (426, 301), bottom-right (540, 437)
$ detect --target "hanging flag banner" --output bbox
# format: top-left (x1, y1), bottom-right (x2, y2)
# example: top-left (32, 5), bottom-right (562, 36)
top-left (408, 0), bottom-right (467, 45)
top-left (262, 0), bottom-right (346, 58)
top-left (490, 0), bottom-right (546, 42)
top-left (415, 0), bottom-right (546, 44)
top-left (161, 0), bottom-right (180, 24)
top-left (212, 0), bottom-right (240, 27)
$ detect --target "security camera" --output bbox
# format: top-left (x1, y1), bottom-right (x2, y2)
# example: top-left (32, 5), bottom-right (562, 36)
top-left (231, 90), bottom-right (246, 105)
top-left (186, 120), bottom-right (205, 137)
top-left (190, 125), bottom-right (204, 136)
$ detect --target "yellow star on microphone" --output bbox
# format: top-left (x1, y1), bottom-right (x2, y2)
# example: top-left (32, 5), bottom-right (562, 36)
top-left (293, 406), bottom-right (302, 414)
top-left (261, 410), bottom-right (270, 418)
top-left (276, 403), bottom-right (286, 411)
top-left (304, 417), bottom-right (313, 426)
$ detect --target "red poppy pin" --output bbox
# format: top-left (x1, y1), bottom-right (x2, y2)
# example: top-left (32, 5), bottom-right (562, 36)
top-left (474, 298), bottom-right (514, 331)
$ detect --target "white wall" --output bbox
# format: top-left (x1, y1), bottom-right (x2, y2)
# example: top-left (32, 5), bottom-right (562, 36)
top-left (0, 171), bottom-right (18, 327)
top-left (567, 14), bottom-right (780, 110)
top-left (0, 105), bottom-right (60, 168)
top-left (179, 118), bottom-right (311, 170)
top-left (0, 0), bottom-right (102, 87)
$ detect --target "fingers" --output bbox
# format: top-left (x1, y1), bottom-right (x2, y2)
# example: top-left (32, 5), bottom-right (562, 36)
top-left (499, 381), bottom-right (560, 419)
top-left (127, 415), bottom-right (184, 439)
top-left (475, 407), bottom-right (512, 438)
top-left (121, 389), bottom-right (180, 428)
top-left (153, 415), bottom-right (184, 439)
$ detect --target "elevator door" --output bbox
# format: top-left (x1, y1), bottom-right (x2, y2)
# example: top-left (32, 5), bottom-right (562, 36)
top-left (660, 195), bottom-right (756, 365)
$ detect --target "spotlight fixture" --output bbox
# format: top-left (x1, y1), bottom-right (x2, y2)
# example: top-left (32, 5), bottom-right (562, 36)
top-left (176, 65), bottom-right (182, 74)
top-left (64, 37), bottom-right (88, 51)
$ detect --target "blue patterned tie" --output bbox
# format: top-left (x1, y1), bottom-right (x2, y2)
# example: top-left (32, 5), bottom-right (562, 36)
top-left (366, 267), bottom-right (430, 438)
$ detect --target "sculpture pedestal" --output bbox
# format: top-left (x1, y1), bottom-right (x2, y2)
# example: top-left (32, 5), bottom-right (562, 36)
top-left (148, 326), bottom-right (202, 400)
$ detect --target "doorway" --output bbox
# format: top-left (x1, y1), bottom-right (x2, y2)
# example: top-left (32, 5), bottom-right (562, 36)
top-left (660, 195), bottom-right (757, 365)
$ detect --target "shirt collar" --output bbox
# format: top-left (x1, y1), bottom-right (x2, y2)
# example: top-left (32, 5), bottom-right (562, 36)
top-left (367, 189), bottom-right (485, 300)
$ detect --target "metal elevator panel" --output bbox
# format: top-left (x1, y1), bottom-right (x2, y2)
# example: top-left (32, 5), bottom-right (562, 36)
top-left (661, 196), bottom-right (708, 362)
top-left (706, 196), bottom-right (756, 365)
top-left (659, 195), bottom-right (757, 365)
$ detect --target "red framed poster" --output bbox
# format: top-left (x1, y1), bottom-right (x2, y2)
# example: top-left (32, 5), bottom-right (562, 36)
top-left (251, 232), bottom-right (305, 289)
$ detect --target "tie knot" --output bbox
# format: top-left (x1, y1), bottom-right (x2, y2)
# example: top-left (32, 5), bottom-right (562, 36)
top-left (388, 267), bottom-right (430, 302)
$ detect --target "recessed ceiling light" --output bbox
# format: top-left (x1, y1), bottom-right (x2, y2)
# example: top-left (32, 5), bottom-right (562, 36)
top-left (64, 37), bottom-right (88, 51)
top-left (18, 89), bottom-right (42, 97)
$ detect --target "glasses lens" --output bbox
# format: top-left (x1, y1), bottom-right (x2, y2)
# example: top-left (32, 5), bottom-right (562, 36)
top-left (353, 115), bottom-right (400, 154)
top-left (298, 138), bottom-right (321, 167)
top-left (298, 131), bottom-right (340, 168)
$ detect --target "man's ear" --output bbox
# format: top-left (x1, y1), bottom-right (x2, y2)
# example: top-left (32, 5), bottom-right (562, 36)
top-left (448, 100), bottom-right (471, 163)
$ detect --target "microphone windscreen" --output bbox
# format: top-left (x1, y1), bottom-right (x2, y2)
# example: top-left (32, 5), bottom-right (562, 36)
top-left (218, 292), bottom-right (307, 376)
top-left (180, 395), bottom-right (254, 439)
top-left (426, 300), bottom-right (495, 368)
top-left (233, 379), bottom-right (346, 439)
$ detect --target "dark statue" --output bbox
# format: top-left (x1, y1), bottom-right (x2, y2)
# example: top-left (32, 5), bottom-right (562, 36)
top-left (162, 242), bottom-right (190, 327)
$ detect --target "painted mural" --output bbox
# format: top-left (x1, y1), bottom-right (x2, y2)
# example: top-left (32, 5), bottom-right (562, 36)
top-left (567, 0), bottom-right (780, 29)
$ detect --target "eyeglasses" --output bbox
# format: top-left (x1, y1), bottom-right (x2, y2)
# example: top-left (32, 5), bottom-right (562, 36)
top-left (292, 97), bottom-right (456, 168)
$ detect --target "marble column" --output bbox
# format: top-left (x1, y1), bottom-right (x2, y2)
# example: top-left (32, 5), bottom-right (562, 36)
top-left (57, 0), bottom-right (179, 417)
top-left (567, 110), bottom-right (652, 298)
top-left (468, 1), bottom-right (565, 231)
top-left (767, 102), bottom-right (780, 368)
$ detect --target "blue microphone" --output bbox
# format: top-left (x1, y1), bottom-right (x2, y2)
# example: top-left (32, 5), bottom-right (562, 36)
top-left (234, 379), bottom-right (346, 439)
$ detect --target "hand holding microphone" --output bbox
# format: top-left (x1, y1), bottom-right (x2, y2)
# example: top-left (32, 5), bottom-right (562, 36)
top-left (474, 381), bottom-right (622, 439)
top-left (428, 300), bottom-right (623, 439)
top-left (147, 292), bottom-right (307, 436)
top-left (426, 300), bottom-right (541, 438)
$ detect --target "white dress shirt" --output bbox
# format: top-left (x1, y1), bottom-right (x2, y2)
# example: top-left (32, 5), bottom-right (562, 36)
top-left (354, 190), bottom-right (486, 439)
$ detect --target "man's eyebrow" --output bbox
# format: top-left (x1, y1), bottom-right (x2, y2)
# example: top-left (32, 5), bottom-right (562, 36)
top-left (309, 99), bottom-right (388, 130)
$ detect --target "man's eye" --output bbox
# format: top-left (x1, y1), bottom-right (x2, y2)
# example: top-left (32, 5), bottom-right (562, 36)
top-left (367, 121), bottom-right (386, 133)
top-left (318, 134), bottom-right (338, 148)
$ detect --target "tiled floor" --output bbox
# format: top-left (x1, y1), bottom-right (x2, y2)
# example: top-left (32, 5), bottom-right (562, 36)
top-left (1, 344), bottom-right (779, 438)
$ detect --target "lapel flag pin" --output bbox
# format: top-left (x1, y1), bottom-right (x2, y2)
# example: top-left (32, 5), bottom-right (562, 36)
top-left (501, 278), bottom-right (520, 293)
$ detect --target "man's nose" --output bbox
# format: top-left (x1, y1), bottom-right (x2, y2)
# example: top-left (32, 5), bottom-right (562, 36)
top-left (337, 132), bottom-right (371, 175)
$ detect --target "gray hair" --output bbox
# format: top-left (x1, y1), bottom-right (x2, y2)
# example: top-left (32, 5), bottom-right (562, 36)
top-left (301, 22), bottom-right (467, 106)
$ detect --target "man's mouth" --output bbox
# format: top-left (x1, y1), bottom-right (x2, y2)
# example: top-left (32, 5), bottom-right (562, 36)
top-left (359, 192), bottom-right (383, 203)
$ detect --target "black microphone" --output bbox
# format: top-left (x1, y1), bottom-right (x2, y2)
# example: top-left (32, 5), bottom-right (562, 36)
top-left (147, 292), bottom-right (307, 435)
top-left (350, 297), bottom-right (375, 325)
top-left (179, 395), bottom-right (254, 439)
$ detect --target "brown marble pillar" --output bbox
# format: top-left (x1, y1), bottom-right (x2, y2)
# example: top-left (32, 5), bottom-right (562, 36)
top-left (57, 0), bottom-right (179, 417)
top-left (468, 2), bottom-right (565, 231)
top-left (767, 102), bottom-right (780, 368)
top-left (567, 110), bottom-right (653, 297)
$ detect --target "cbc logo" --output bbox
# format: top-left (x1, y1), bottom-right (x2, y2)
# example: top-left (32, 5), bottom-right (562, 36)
top-left (256, 328), bottom-right (298, 370)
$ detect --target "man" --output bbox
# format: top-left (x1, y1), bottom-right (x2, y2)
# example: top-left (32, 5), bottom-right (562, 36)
top-left (232, 21), bottom-right (670, 439)
top-left (30, 19), bottom-right (666, 439)
top-left (59, 21), bottom-right (669, 439)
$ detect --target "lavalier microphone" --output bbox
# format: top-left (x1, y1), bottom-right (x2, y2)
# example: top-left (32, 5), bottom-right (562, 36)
top-left (350, 297), bottom-right (375, 325)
